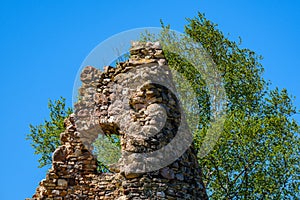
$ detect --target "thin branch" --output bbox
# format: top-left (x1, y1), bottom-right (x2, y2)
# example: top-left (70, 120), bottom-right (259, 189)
top-left (209, 157), bottom-right (228, 193)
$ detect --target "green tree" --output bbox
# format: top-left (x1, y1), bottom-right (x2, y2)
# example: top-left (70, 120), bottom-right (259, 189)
top-left (27, 97), bottom-right (72, 168)
top-left (93, 134), bottom-right (121, 172)
top-left (155, 13), bottom-right (299, 199)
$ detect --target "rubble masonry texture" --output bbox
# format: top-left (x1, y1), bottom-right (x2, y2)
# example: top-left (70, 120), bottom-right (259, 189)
top-left (28, 41), bottom-right (208, 200)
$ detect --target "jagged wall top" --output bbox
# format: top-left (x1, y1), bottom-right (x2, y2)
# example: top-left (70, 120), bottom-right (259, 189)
top-left (29, 41), bottom-right (208, 200)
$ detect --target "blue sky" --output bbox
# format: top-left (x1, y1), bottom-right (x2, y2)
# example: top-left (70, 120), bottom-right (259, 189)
top-left (0, 1), bottom-right (299, 199)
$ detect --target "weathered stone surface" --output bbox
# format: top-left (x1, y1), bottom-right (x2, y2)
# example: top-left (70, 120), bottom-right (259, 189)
top-left (52, 146), bottom-right (67, 162)
top-left (160, 167), bottom-right (175, 180)
top-left (57, 179), bottom-right (68, 187)
top-left (29, 41), bottom-right (208, 200)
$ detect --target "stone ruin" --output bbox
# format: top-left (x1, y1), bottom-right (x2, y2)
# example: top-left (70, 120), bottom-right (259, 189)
top-left (28, 42), bottom-right (209, 200)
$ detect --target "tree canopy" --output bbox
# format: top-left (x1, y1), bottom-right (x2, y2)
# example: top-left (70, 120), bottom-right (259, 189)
top-left (166, 13), bottom-right (299, 199)
top-left (27, 97), bottom-right (72, 168)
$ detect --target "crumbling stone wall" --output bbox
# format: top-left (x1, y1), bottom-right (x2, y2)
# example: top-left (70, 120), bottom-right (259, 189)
top-left (28, 42), bottom-right (208, 200)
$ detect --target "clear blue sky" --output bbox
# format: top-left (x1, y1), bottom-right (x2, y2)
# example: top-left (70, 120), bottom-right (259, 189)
top-left (0, 1), bottom-right (299, 199)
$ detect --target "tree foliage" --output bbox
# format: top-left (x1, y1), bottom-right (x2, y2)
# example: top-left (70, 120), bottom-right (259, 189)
top-left (93, 134), bottom-right (121, 172)
top-left (159, 13), bottom-right (299, 199)
top-left (27, 97), bottom-right (72, 168)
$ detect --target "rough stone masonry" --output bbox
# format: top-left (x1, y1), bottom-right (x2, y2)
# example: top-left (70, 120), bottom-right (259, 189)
top-left (28, 41), bottom-right (209, 200)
